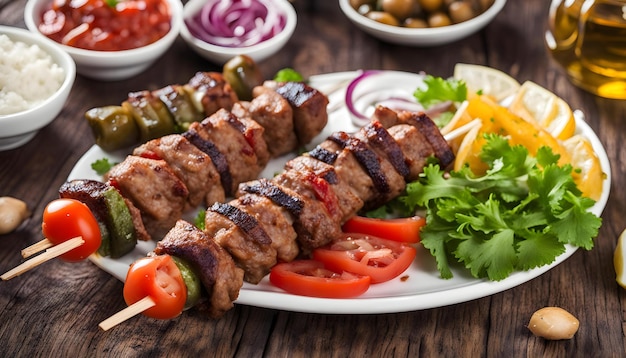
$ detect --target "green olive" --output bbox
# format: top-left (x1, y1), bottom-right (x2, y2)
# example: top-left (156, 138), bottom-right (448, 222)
top-left (380, 0), bottom-right (417, 21)
top-left (427, 11), bottom-right (452, 27)
top-left (366, 11), bottom-right (400, 26)
top-left (448, 1), bottom-right (476, 23)
top-left (418, 0), bottom-right (443, 13)
top-left (350, 0), bottom-right (376, 10)
top-left (222, 55), bottom-right (264, 101)
top-left (478, 0), bottom-right (494, 12)
top-left (404, 17), bottom-right (428, 28)
top-left (85, 105), bottom-right (140, 152)
top-left (357, 4), bottom-right (374, 15)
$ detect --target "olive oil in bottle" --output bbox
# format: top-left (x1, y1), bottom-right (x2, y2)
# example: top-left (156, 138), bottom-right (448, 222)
top-left (545, 0), bottom-right (626, 99)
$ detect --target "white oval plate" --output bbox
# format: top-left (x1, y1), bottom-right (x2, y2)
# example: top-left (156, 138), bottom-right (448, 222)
top-left (69, 71), bottom-right (611, 314)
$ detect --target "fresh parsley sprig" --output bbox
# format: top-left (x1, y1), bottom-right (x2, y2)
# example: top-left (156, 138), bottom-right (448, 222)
top-left (399, 134), bottom-right (601, 281)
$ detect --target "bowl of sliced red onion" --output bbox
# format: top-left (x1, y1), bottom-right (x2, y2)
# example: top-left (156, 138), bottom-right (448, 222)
top-left (180, 0), bottom-right (297, 65)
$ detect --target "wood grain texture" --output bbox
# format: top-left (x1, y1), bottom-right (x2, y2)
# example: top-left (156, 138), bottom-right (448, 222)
top-left (1, 0), bottom-right (625, 356)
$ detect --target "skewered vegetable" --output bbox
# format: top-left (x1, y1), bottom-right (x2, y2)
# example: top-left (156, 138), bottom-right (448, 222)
top-left (41, 199), bottom-right (102, 262)
top-left (222, 55), bottom-right (265, 101)
top-left (85, 71), bottom-right (239, 152)
top-left (59, 179), bottom-right (147, 259)
top-left (1, 198), bottom-right (103, 280)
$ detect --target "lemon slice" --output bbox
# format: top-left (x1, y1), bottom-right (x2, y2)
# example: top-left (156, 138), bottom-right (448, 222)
top-left (615, 228), bottom-right (626, 289)
top-left (509, 81), bottom-right (576, 140)
top-left (562, 134), bottom-right (604, 200)
top-left (453, 63), bottom-right (521, 102)
top-left (452, 119), bottom-right (482, 172)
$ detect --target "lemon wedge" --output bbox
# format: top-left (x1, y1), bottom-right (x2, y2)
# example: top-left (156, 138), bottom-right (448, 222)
top-left (453, 63), bottom-right (521, 102)
top-left (561, 134), bottom-right (604, 201)
top-left (615, 228), bottom-right (626, 289)
top-left (509, 81), bottom-right (576, 140)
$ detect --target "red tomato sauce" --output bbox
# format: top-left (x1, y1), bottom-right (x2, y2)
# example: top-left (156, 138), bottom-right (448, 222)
top-left (38, 0), bottom-right (172, 51)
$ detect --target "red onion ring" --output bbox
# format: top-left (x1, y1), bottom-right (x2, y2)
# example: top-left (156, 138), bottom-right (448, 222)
top-left (345, 70), bottom-right (450, 126)
top-left (186, 0), bottom-right (286, 48)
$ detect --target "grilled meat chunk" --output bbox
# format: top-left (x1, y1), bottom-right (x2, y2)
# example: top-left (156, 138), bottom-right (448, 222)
top-left (285, 155), bottom-right (363, 222)
top-left (185, 72), bottom-right (239, 117)
top-left (187, 109), bottom-right (267, 197)
top-left (205, 202), bottom-right (277, 284)
top-left (267, 81), bottom-right (329, 145)
top-left (272, 169), bottom-right (343, 252)
top-left (105, 156), bottom-right (188, 238)
top-left (133, 134), bottom-right (224, 208)
top-left (373, 106), bottom-right (454, 168)
top-left (154, 220), bottom-right (244, 318)
top-left (246, 86), bottom-right (298, 157)
top-left (234, 193), bottom-right (299, 263)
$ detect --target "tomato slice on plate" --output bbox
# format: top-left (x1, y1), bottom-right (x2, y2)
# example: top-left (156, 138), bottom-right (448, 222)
top-left (269, 260), bottom-right (371, 298)
top-left (342, 216), bottom-right (425, 243)
top-left (313, 233), bottom-right (417, 284)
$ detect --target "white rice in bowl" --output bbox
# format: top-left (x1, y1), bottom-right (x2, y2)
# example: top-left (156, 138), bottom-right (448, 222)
top-left (0, 34), bottom-right (65, 116)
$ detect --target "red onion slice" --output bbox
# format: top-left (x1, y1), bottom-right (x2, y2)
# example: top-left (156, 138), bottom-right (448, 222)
top-left (186, 0), bottom-right (286, 48)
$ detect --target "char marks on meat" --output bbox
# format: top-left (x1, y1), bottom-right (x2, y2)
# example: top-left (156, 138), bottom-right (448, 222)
top-left (133, 134), bottom-right (224, 208)
top-left (186, 72), bottom-right (238, 116)
top-left (189, 109), bottom-right (268, 195)
top-left (154, 220), bottom-right (244, 318)
top-left (267, 81), bottom-right (329, 145)
top-left (238, 178), bottom-right (304, 218)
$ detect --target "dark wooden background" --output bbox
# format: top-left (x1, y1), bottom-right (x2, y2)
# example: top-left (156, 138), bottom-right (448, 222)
top-left (1, 1), bottom-right (625, 356)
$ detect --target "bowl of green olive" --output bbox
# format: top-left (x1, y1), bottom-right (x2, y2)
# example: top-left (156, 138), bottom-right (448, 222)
top-left (339, 0), bottom-right (506, 46)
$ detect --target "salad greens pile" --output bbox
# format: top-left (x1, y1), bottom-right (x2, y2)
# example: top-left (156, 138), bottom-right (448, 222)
top-left (399, 135), bottom-right (601, 281)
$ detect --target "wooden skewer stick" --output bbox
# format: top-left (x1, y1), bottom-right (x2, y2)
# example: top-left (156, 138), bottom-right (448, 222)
top-left (99, 296), bottom-right (156, 331)
top-left (1, 237), bottom-right (84, 281)
top-left (21, 238), bottom-right (54, 258)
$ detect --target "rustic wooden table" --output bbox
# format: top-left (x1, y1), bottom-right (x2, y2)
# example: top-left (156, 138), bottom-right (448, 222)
top-left (1, 0), bottom-right (625, 356)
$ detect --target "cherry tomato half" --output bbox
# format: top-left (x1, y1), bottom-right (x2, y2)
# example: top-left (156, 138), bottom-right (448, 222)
top-left (342, 216), bottom-right (425, 243)
top-left (123, 255), bottom-right (187, 320)
top-left (313, 233), bottom-right (417, 284)
top-left (269, 260), bottom-right (371, 298)
top-left (41, 198), bottom-right (102, 262)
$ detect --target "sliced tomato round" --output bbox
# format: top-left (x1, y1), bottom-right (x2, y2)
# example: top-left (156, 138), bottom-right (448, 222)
top-left (313, 233), bottom-right (417, 284)
top-left (342, 215), bottom-right (425, 243)
top-left (269, 260), bottom-right (371, 298)
top-left (123, 255), bottom-right (187, 320)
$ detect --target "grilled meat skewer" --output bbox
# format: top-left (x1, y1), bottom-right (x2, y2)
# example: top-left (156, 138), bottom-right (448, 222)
top-left (62, 78), bottom-right (330, 255)
top-left (153, 107), bottom-right (452, 316)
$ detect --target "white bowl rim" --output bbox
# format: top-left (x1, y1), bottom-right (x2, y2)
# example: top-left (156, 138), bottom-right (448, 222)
top-left (179, 0), bottom-right (296, 54)
top-left (23, 0), bottom-right (183, 58)
top-left (339, 0), bottom-right (507, 36)
top-left (0, 25), bottom-right (75, 120)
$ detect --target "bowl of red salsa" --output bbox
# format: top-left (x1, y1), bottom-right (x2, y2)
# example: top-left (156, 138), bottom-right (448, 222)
top-left (24, 0), bottom-right (183, 81)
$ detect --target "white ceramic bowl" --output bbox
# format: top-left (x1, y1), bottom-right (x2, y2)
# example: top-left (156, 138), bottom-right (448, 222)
top-left (24, 0), bottom-right (183, 81)
top-left (180, 0), bottom-right (297, 65)
top-left (339, 0), bottom-right (507, 46)
top-left (0, 25), bottom-right (76, 151)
